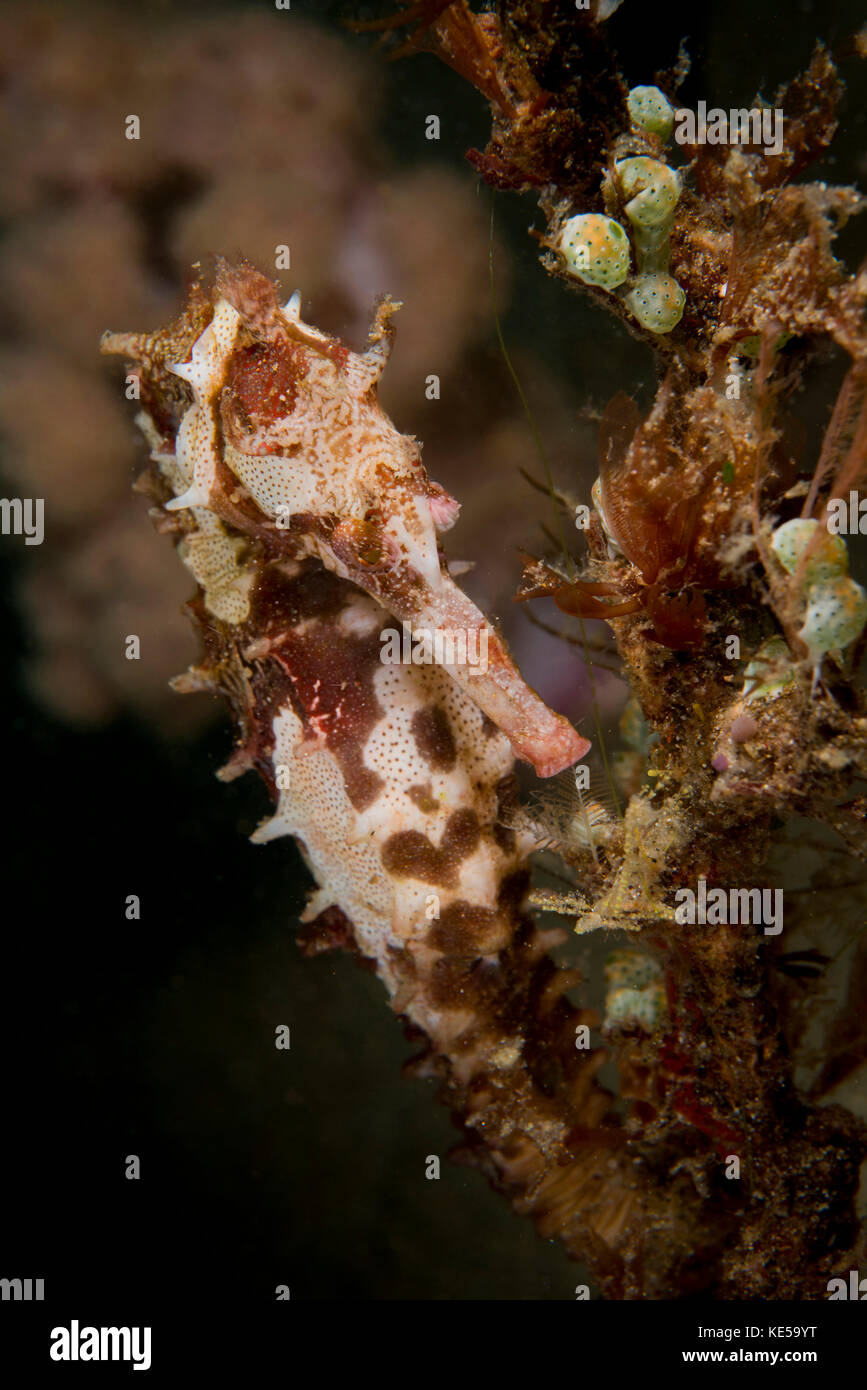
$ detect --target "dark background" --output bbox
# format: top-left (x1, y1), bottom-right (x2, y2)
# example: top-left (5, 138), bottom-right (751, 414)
top-left (2, 0), bottom-right (865, 1311)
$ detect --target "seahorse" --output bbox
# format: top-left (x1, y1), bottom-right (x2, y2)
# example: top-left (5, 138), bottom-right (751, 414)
top-left (101, 262), bottom-right (702, 1296)
top-left (103, 260), bottom-right (585, 777)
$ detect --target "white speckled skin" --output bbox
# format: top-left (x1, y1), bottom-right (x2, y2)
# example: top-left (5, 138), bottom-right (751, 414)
top-left (101, 266), bottom-right (587, 1057)
top-left (245, 584), bottom-right (526, 1069)
top-left (108, 269), bottom-right (587, 777)
top-left (100, 264), bottom-right (629, 1279)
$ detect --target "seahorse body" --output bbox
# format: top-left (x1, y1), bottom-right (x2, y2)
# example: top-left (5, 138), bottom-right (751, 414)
top-left (103, 262), bottom-right (586, 779)
top-left (102, 266), bottom-right (661, 1292)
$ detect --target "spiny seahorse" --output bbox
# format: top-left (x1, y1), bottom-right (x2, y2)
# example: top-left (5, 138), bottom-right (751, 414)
top-left (104, 260), bottom-right (585, 778)
top-left (101, 262), bottom-right (688, 1294)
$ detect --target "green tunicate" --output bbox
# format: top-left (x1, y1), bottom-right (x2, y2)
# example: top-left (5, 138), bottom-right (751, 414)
top-left (627, 86), bottom-right (675, 142)
top-left (557, 213), bottom-right (631, 289)
top-left (616, 156), bottom-right (681, 229)
top-left (624, 271), bottom-right (685, 333)
top-left (613, 157), bottom-right (685, 330)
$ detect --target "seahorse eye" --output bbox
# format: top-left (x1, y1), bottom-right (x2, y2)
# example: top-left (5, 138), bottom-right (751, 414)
top-left (357, 537), bottom-right (383, 566)
top-left (331, 518), bottom-right (393, 571)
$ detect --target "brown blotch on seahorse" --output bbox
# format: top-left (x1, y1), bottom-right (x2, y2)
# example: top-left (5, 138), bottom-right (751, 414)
top-left (406, 782), bottom-right (439, 812)
top-left (430, 900), bottom-right (513, 955)
top-left (222, 340), bottom-right (308, 430)
top-left (381, 807), bottom-right (482, 886)
top-left (410, 704), bottom-right (457, 770)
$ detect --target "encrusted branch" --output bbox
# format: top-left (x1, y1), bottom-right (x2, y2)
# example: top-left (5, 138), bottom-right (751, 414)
top-left (101, 2), bottom-right (867, 1297)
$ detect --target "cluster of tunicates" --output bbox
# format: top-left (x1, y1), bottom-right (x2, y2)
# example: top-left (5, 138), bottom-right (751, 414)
top-left (555, 86), bottom-right (685, 334)
top-left (770, 517), bottom-right (867, 691)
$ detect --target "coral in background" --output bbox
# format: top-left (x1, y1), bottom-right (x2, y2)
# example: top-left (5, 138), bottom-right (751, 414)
top-left (1, 2), bottom-right (589, 728)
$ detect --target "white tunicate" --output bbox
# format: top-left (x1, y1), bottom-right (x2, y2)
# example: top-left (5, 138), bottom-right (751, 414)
top-left (604, 983), bottom-right (666, 1032)
top-left (770, 517), bottom-right (848, 584)
top-left (769, 520), bottom-right (865, 695)
top-left (798, 576), bottom-right (867, 661)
